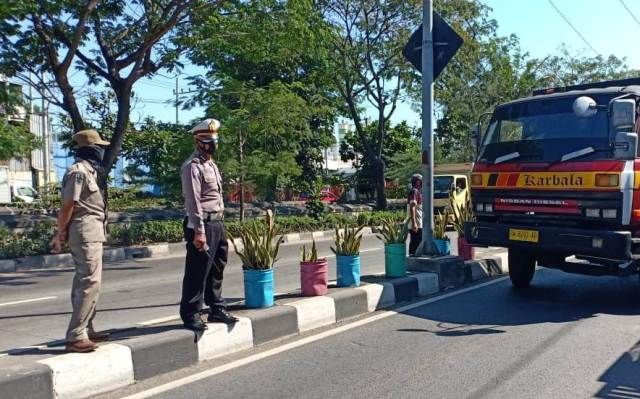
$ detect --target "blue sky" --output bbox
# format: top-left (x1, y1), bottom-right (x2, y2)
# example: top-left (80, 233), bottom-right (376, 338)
top-left (131, 0), bottom-right (640, 129)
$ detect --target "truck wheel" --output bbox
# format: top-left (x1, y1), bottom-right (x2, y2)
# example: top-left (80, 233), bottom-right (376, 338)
top-left (508, 249), bottom-right (536, 288)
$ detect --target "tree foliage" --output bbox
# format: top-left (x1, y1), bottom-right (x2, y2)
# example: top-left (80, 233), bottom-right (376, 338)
top-left (322, 0), bottom-right (420, 209)
top-left (0, 83), bottom-right (38, 160)
top-left (0, 0), bottom-right (201, 170)
top-left (186, 0), bottom-right (337, 200)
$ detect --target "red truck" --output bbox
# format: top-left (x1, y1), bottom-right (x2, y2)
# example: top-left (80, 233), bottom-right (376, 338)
top-left (466, 78), bottom-right (640, 288)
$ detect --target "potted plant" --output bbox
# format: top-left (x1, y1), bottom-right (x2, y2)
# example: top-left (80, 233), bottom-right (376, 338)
top-left (450, 193), bottom-right (475, 260)
top-left (331, 224), bottom-right (364, 287)
top-left (433, 209), bottom-right (451, 255)
top-left (300, 239), bottom-right (329, 296)
top-left (376, 217), bottom-right (408, 277)
top-left (231, 210), bottom-right (282, 308)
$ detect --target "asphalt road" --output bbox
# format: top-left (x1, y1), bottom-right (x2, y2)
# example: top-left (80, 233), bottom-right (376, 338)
top-left (103, 268), bottom-right (640, 399)
top-left (1, 233), bottom-right (451, 353)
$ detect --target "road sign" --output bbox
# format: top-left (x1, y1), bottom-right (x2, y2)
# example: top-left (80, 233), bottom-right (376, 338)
top-left (403, 12), bottom-right (463, 78)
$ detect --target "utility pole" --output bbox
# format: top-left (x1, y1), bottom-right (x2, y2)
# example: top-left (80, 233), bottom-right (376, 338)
top-left (420, 0), bottom-right (435, 255)
top-left (40, 74), bottom-right (49, 186)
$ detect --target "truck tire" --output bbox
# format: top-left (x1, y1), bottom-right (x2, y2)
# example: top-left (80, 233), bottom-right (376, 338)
top-left (508, 249), bottom-right (536, 288)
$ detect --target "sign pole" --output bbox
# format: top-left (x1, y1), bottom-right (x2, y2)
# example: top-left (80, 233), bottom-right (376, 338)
top-left (420, 0), bottom-right (435, 255)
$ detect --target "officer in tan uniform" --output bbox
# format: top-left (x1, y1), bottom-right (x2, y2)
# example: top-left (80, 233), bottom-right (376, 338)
top-left (50, 129), bottom-right (111, 353)
top-left (180, 118), bottom-right (238, 332)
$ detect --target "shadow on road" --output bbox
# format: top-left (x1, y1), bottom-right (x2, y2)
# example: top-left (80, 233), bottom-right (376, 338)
top-left (400, 271), bottom-right (639, 328)
top-left (595, 340), bottom-right (640, 399)
top-left (0, 302), bottom-right (181, 320)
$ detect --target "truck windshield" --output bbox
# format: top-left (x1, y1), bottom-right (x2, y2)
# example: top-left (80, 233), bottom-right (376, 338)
top-left (434, 176), bottom-right (453, 199)
top-left (478, 94), bottom-right (616, 164)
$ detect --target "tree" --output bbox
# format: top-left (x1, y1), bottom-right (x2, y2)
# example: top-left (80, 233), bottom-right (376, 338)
top-left (429, 0), bottom-right (639, 162)
top-left (0, 0), bottom-right (202, 171)
top-left (186, 0), bottom-right (338, 200)
top-left (0, 82), bottom-right (38, 160)
top-left (121, 118), bottom-right (193, 196)
top-left (322, 0), bottom-right (420, 210)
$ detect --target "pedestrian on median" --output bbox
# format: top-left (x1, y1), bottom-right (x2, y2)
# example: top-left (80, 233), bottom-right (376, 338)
top-left (407, 173), bottom-right (423, 256)
top-left (179, 118), bottom-right (238, 332)
top-left (50, 129), bottom-right (111, 353)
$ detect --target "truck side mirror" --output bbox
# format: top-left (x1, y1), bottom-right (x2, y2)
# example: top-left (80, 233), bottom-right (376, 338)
top-left (611, 99), bottom-right (636, 131)
top-left (611, 99), bottom-right (638, 160)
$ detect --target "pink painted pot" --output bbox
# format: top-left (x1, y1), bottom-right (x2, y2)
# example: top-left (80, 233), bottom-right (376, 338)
top-left (300, 259), bottom-right (329, 296)
top-left (458, 237), bottom-right (475, 261)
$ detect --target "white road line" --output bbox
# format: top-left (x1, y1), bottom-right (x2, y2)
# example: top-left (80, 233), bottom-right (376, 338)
top-left (0, 296), bottom-right (57, 307)
top-left (137, 316), bottom-right (181, 326)
top-left (119, 276), bottom-right (509, 399)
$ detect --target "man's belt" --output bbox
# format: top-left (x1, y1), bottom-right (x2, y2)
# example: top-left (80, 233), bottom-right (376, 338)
top-left (204, 211), bottom-right (224, 222)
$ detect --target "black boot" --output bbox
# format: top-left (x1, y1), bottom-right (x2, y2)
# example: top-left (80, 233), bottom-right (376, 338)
top-left (183, 315), bottom-right (208, 332)
top-left (208, 308), bottom-right (239, 324)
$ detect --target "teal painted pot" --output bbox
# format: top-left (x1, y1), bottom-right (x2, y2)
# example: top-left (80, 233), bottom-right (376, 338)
top-left (385, 243), bottom-right (407, 277)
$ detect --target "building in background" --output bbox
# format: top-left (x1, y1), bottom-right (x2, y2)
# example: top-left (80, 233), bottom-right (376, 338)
top-left (322, 121), bottom-right (355, 172)
top-left (0, 78), bottom-right (55, 203)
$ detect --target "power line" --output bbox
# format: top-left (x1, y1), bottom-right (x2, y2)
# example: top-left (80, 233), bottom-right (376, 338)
top-left (619, 0), bottom-right (640, 27)
top-left (547, 0), bottom-right (601, 56)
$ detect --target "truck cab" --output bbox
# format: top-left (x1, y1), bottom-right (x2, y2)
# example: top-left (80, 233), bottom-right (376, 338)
top-left (433, 174), bottom-right (468, 217)
top-left (465, 78), bottom-right (640, 287)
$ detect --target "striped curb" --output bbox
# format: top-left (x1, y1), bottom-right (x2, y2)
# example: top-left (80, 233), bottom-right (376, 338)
top-left (37, 343), bottom-right (134, 399)
top-left (0, 357), bottom-right (52, 399)
top-left (197, 317), bottom-right (253, 362)
top-left (0, 258), bottom-right (506, 399)
top-left (2, 228), bottom-right (378, 273)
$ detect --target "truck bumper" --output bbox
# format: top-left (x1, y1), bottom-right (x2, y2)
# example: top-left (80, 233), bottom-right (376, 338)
top-left (464, 221), bottom-right (633, 260)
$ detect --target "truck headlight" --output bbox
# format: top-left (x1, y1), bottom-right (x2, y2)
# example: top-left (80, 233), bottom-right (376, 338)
top-left (485, 203), bottom-right (493, 212)
top-left (602, 209), bottom-right (617, 218)
top-left (476, 203), bottom-right (484, 212)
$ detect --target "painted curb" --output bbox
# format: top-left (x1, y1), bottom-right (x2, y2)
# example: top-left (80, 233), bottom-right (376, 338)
top-left (287, 296), bottom-right (337, 332)
top-left (38, 343), bottom-right (134, 399)
top-left (326, 288), bottom-right (369, 321)
top-left (0, 259), bottom-right (16, 272)
top-left (1, 228), bottom-right (380, 272)
top-left (121, 329), bottom-right (198, 380)
top-left (0, 357), bottom-right (53, 399)
top-left (386, 276), bottom-right (419, 302)
top-left (237, 306), bottom-right (299, 345)
top-left (197, 317), bottom-right (253, 362)
top-left (357, 282), bottom-right (396, 312)
top-left (413, 272), bottom-right (440, 296)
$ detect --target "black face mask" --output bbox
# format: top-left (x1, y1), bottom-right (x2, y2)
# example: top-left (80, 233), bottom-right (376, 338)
top-left (76, 145), bottom-right (105, 163)
top-left (197, 139), bottom-right (217, 156)
top-left (76, 145), bottom-right (107, 190)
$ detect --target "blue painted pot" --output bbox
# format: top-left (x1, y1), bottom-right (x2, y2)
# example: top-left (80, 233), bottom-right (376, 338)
top-left (433, 239), bottom-right (451, 255)
top-left (243, 268), bottom-right (274, 308)
top-left (337, 255), bottom-right (361, 287)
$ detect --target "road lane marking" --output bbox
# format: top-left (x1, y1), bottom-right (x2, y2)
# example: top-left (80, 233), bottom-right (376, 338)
top-left (119, 276), bottom-right (509, 399)
top-left (137, 316), bottom-right (181, 326)
top-left (0, 296), bottom-right (57, 307)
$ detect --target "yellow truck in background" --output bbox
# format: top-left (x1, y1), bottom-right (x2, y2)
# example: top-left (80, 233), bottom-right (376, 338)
top-left (432, 163), bottom-right (472, 216)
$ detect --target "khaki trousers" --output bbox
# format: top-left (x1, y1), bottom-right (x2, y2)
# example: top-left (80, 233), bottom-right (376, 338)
top-left (66, 241), bottom-right (103, 342)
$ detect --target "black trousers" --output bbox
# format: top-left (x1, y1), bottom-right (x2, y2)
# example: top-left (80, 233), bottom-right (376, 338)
top-left (408, 228), bottom-right (423, 256)
top-left (180, 218), bottom-right (228, 321)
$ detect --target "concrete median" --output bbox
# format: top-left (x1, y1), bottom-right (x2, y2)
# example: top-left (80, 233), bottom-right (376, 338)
top-left (0, 252), bottom-right (506, 399)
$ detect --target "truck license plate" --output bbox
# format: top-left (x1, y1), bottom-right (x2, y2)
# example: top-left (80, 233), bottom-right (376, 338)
top-left (508, 229), bottom-right (539, 243)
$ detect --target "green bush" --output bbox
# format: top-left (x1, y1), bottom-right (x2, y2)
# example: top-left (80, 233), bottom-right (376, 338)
top-left (108, 220), bottom-right (184, 246)
top-left (0, 221), bottom-right (57, 259)
top-left (0, 211), bottom-right (406, 259)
